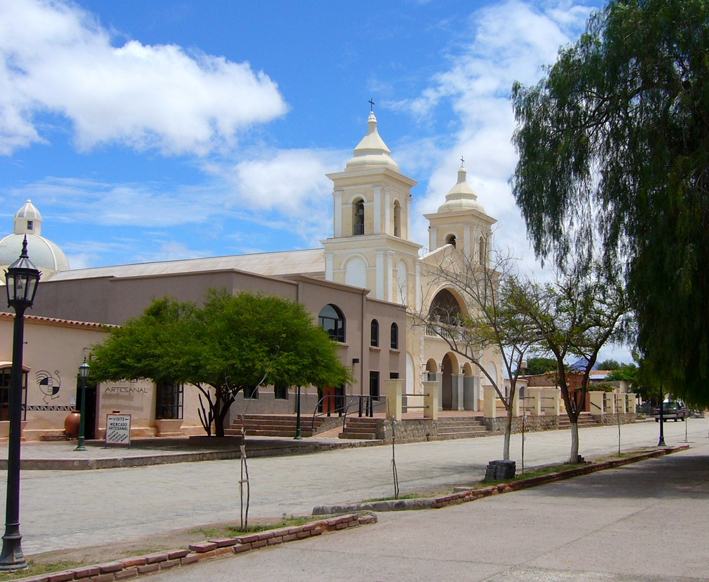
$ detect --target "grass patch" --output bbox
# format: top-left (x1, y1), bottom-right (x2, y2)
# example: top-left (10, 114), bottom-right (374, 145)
top-left (362, 493), bottom-right (423, 503)
top-left (0, 560), bottom-right (81, 581)
top-left (192, 515), bottom-right (313, 540)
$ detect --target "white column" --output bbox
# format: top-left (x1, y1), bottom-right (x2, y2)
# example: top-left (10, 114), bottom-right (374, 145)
top-left (374, 187), bottom-right (382, 234)
top-left (415, 261), bottom-right (421, 311)
top-left (429, 227), bottom-right (438, 252)
top-left (385, 380), bottom-right (403, 421)
top-left (464, 226), bottom-right (471, 257)
top-left (423, 380), bottom-right (439, 420)
top-left (384, 189), bottom-right (391, 235)
top-left (406, 195), bottom-right (412, 240)
top-left (375, 251), bottom-right (384, 300)
top-left (334, 190), bottom-right (343, 238)
top-left (325, 253), bottom-right (334, 281)
top-left (386, 252), bottom-right (394, 302)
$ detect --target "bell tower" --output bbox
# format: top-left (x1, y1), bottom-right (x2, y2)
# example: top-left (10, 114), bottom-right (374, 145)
top-left (322, 111), bottom-right (421, 305)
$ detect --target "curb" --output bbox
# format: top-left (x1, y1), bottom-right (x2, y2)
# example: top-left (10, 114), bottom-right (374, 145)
top-left (15, 514), bottom-right (377, 582)
top-left (313, 446), bottom-right (688, 515)
top-left (2, 439), bottom-right (383, 471)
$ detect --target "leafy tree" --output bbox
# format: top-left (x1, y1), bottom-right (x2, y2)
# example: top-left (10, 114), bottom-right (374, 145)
top-left (511, 0), bottom-right (709, 406)
top-left (515, 264), bottom-right (629, 463)
top-left (521, 357), bottom-right (558, 376)
top-left (598, 359), bottom-right (622, 371)
top-left (413, 246), bottom-right (539, 461)
top-left (91, 291), bottom-right (351, 437)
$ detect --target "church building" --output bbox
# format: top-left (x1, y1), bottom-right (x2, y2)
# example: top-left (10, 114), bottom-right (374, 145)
top-left (0, 110), bottom-right (503, 440)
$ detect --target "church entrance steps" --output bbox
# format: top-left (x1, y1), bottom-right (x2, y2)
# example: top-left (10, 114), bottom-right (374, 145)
top-left (428, 417), bottom-right (490, 440)
top-left (557, 412), bottom-right (601, 429)
top-left (339, 417), bottom-right (379, 440)
top-left (228, 414), bottom-right (327, 439)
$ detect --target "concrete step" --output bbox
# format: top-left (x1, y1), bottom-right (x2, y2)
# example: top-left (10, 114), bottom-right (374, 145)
top-left (339, 432), bottom-right (378, 440)
top-left (430, 430), bottom-right (489, 440)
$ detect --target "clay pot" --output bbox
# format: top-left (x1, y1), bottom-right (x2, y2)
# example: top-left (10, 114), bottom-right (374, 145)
top-left (64, 411), bottom-right (81, 438)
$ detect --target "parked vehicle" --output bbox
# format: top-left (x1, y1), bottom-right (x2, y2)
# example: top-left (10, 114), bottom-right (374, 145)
top-left (654, 401), bottom-right (690, 422)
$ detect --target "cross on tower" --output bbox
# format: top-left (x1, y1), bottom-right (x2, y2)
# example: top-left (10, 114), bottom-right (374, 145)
top-left (460, 156), bottom-right (465, 165)
top-left (369, 98), bottom-right (375, 111)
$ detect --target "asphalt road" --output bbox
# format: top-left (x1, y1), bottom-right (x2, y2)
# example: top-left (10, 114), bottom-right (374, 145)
top-left (150, 427), bottom-right (709, 582)
top-left (10, 417), bottom-right (707, 558)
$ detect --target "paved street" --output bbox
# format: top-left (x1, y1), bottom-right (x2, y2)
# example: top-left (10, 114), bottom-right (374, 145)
top-left (151, 434), bottom-right (709, 582)
top-left (8, 417), bottom-right (707, 557)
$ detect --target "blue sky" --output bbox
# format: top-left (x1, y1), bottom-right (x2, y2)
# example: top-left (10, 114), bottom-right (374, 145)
top-left (1, 0), bottom-right (630, 361)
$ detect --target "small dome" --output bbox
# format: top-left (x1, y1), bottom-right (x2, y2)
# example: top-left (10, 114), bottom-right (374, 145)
top-left (345, 112), bottom-right (399, 171)
top-left (437, 162), bottom-right (486, 214)
top-left (0, 201), bottom-right (69, 279)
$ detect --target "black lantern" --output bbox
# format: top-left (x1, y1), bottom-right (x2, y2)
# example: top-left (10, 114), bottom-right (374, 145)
top-left (75, 358), bottom-right (90, 451)
top-left (5, 238), bottom-right (40, 310)
top-left (0, 236), bottom-right (40, 571)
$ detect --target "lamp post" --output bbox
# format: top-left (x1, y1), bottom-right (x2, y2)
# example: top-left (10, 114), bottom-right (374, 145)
top-left (658, 385), bottom-right (666, 447)
top-left (75, 358), bottom-right (90, 451)
top-left (0, 237), bottom-right (40, 571)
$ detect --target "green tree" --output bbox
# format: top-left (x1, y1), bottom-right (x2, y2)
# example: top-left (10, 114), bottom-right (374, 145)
top-left (511, 0), bottom-right (709, 406)
top-left (515, 264), bottom-right (629, 463)
top-left (413, 246), bottom-right (539, 461)
top-left (91, 291), bottom-right (351, 437)
top-left (522, 357), bottom-right (558, 376)
top-left (598, 360), bottom-right (622, 371)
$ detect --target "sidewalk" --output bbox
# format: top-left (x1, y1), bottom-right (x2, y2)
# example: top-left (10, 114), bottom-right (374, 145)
top-left (8, 417), bottom-right (705, 557)
top-left (0, 435), bottom-right (378, 470)
top-left (151, 435), bottom-right (709, 582)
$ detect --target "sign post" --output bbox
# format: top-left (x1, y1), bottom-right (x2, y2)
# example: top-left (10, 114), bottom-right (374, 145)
top-left (105, 414), bottom-right (131, 447)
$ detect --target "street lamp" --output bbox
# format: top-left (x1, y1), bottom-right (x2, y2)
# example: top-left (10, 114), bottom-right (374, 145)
top-left (0, 237), bottom-right (40, 571)
top-left (75, 358), bottom-right (90, 451)
top-left (658, 385), bottom-right (666, 447)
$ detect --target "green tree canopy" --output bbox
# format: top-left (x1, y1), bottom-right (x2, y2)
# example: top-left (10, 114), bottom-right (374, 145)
top-left (91, 291), bottom-right (352, 436)
top-left (511, 0), bottom-right (709, 406)
top-left (521, 357), bottom-right (558, 376)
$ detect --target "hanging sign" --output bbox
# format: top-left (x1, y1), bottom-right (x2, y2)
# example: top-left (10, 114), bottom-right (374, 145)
top-left (105, 413), bottom-right (131, 446)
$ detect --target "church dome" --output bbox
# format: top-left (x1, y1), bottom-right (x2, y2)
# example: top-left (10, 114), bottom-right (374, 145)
top-left (345, 111), bottom-right (399, 171)
top-left (0, 200), bottom-right (70, 278)
top-left (437, 162), bottom-right (486, 214)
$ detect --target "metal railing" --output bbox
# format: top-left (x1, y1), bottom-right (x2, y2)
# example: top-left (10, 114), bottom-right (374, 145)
top-left (311, 394), bottom-right (386, 433)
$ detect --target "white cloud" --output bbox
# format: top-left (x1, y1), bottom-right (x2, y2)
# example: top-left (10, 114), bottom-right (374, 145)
top-left (0, 0), bottom-right (288, 156)
top-left (393, 0), bottom-right (596, 271)
top-left (204, 148), bottom-right (349, 246)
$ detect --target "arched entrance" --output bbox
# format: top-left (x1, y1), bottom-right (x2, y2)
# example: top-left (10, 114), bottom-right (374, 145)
top-left (442, 354), bottom-right (454, 410)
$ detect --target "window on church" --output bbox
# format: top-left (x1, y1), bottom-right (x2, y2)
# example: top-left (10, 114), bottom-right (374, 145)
top-left (155, 382), bottom-right (183, 420)
top-left (479, 236), bottom-right (486, 266)
top-left (319, 304), bottom-right (346, 342)
top-left (369, 371), bottom-right (380, 401)
top-left (0, 368), bottom-right (27, 422)
top-left (446, 234), bottom-right (456, 248)
top-left (390, 323), bottom-right (399, 350)
top-left (393, 201), bottom-right (401, 237)
top-left (371, 319), bottom-right (379, 347)
top-left (244, 385), bottom-right (259, 399)
top-left (274, 384), bottom-right (289, 400)
top-left (26, 220), bottom-right (33, 231)
top-left (353, 199), bottom-right (365, 235)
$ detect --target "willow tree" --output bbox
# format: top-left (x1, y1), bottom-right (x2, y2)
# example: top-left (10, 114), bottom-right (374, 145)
top-left (511, 0), bottom-right (709, 406)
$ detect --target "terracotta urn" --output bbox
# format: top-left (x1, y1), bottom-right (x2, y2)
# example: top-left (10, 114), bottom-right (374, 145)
top-left (64, 411), bottom-right (81, 438)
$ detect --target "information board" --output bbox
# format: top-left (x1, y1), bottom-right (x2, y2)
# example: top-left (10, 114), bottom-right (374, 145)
top-left (105, 414), bottom-right (131, 446)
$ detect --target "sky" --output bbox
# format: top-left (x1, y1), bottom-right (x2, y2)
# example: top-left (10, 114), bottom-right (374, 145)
top-left (2, 0), bottom-right (631, 361)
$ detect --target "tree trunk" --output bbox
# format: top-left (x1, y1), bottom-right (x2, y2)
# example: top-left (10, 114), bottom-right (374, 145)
top-left (569, 421), bottom-right (579, 464)
top-left (503, 405), bottom-right (513, 460)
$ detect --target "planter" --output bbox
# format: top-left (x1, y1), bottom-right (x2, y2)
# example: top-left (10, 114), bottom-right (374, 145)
top-left (64, 411), bottom-right (81, 438)
top-left (155, 418), bottom-right (183, 436)
top-left (0, 420), bottom-right (28, 439)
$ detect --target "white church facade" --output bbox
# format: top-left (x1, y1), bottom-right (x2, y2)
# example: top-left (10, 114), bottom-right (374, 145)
top-left (0, 110), bottom-right (503, 439)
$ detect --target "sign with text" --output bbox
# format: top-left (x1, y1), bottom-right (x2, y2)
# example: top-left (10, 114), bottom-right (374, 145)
top-left (105, 414), bottom-right (131, 446)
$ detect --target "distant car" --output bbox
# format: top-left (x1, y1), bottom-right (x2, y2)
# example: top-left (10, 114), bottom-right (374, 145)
top-left (654, 401), bottom-right (690, 422)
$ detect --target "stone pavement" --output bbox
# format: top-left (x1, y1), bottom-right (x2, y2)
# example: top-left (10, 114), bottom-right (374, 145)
top-left (150, 435), bottom-right (709, 582)
top-left (7, 417), bottom-right (707, 558)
